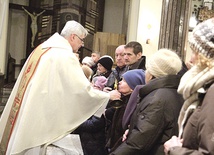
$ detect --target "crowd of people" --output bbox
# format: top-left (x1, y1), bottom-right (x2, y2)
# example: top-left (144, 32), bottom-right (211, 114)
top-left (0, 18), bottom-right (214, 155)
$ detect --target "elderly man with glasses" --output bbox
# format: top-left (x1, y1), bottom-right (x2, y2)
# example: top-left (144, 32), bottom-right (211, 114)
top-left (0, 20), bottom-right (121, 155)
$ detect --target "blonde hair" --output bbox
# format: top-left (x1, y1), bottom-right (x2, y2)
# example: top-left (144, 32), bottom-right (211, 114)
top-left (197, 53), bottom-right (214, 69)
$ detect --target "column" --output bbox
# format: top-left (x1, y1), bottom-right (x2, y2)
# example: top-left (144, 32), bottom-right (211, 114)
top-left (0, 0), bottom-right (9, 74)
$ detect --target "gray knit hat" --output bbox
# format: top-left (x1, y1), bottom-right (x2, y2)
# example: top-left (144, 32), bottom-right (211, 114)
top-left (146, 49), bottom-right (182, 78)
top-left (189, 17), bottom-right (214, 59)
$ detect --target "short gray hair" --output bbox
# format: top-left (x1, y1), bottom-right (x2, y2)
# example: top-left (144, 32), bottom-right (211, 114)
top-left (60, 20), bottom-right (88, 38)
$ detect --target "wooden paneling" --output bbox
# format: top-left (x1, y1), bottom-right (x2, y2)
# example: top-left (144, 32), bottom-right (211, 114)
top-left (107, 45), bottom-right (118, 60)
top-left (93, 32), bottom-right (126, 56)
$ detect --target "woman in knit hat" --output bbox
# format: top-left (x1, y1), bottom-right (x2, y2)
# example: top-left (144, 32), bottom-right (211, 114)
top-left (164, 18), bottom-right (214, 155)
top-left (93, 55), bottom-right (114, 79)
top-left (105, 69), bottom-right (145, 153)
top-left (111, 49), bottom-right (184, 155)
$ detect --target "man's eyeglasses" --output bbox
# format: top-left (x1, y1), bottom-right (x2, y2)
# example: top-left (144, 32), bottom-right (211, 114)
top-left (75, 34), bottom-right (84, 43)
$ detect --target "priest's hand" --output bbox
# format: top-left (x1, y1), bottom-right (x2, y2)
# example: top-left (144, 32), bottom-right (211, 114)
top-left (103, 87), bottom-right (112, 92)
top-left (109, 90), bottom-right (121, 100)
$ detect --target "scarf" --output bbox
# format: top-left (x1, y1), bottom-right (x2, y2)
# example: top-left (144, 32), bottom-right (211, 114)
top-left (178, 65), bottom-right (214, 138)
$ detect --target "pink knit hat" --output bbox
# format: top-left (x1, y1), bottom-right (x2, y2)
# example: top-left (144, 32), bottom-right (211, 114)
top-left (93, 76), bottom-right (107, 90)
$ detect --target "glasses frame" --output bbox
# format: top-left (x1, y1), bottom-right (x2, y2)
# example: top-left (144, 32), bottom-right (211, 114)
top-left (75, 34), bottom-right (84, 43)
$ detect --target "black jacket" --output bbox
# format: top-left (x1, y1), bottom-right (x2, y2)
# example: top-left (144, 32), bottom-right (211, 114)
top-left (111, 75), bottom-right (184, 155)
top-left (73, 115), bottom-right (107, 155)
top-left (105, 95), bottom-right (131, 153)
top-left (128, 56), bottom-right (146, 70)
top-left (106, 66), bottom-right (128, 89)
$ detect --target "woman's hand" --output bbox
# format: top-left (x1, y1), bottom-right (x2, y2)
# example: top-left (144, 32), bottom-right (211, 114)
top-left (164, 136), bottom-right (183, 154)
top-left (122, 129), bottom-right (129, 142)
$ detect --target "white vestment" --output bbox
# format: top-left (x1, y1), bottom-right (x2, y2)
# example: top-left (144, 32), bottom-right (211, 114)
top-left (0, 33), bottom-right (109, 155)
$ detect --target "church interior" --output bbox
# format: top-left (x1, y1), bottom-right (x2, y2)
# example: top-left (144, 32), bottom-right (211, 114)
top-left (0, 0), bottom-right (214, 115)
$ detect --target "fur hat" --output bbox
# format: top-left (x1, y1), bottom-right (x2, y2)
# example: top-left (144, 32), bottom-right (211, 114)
top-left (97, 55), bottom-right (114, 71)
top-left (122, 69), bottom-right (145, 90)
top-left (93, 76), bottom-right (107, 90)
top-left (82, 56), bottom-right (95, 67)
top-left (189, 18), bottom-right (214, 59)
top-left (146, 49), bottom-right (182, 78)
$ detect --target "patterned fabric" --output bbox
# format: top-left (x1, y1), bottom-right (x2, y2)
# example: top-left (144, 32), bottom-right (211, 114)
top-left (188, 18), bottom-right (214, 59)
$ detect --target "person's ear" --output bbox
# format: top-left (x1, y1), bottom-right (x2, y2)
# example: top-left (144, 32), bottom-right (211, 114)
top-left (136, 52), bottom-right (142, 59)
top-left (148, 73), bottom-right (153, 81)
top-left (145, 71), bottom-right (153, 83)
top-left (70, 34), bottom-right (75, 42)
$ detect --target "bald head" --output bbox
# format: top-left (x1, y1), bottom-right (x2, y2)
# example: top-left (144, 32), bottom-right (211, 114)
top-left (115, 45), bottom-right (126, 68)
top-left (116, 45), bottom-right (125, 52)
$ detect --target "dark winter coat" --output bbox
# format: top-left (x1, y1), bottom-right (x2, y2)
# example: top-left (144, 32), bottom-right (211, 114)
top-left (111, 75), bottom-right (184, 155)
top-left (106, 66), bottom-right (128, 89)
top-left (105, 95), bottom-right (131, 153)
top-left (73, 115), bottom-right (107, 155)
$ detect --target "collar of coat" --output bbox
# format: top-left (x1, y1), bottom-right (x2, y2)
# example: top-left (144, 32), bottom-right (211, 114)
top-left (129, 56), bottom-right (146, 70)
top-left (139, 75), bottom-right (181, 99)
